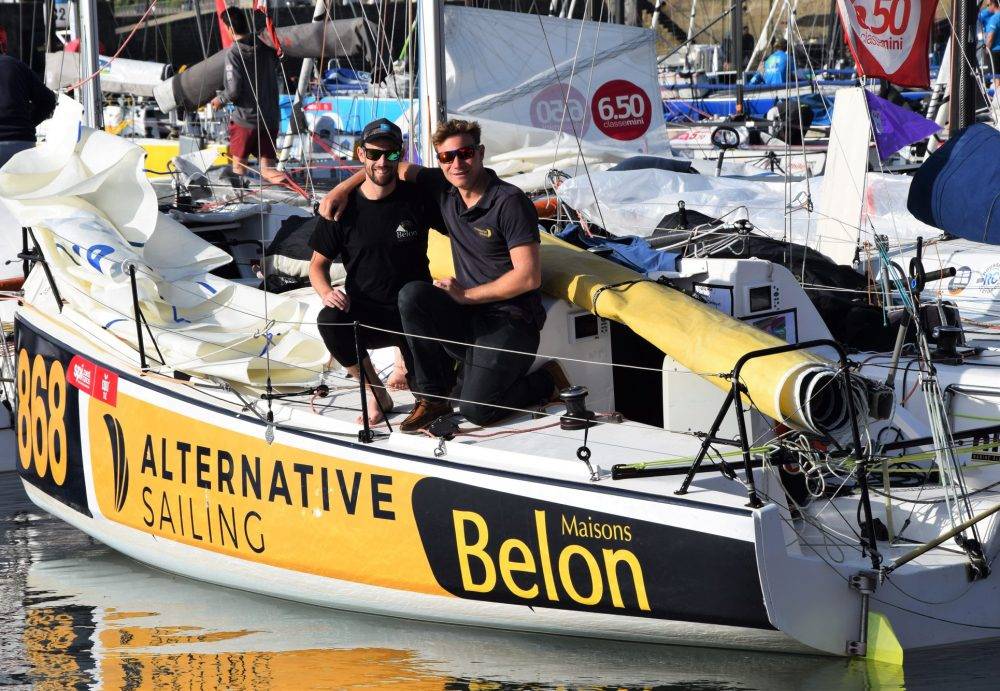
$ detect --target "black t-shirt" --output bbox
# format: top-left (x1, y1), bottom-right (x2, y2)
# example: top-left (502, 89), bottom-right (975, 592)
top-left (415, 167), bottom-right (545, 328)
top-left (309, 182), bottom-right (436, 307)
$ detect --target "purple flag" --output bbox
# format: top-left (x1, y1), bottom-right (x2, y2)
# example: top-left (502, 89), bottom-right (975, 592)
top-left (864, 90), bottom-right (941, 160)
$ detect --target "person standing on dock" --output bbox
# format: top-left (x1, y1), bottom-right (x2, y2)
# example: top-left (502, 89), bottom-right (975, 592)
top-left (319, 119), bottom-right (570, 433)
top-left (309, 119), bottom-right (438, 424)
top-left (0, 48), bottom-right (56, 167)
top-left (210, 6), bottom-right (287, 185)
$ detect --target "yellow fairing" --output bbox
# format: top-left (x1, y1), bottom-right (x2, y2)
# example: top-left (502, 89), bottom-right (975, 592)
top-left (428, 230), bottom-right (827, 429)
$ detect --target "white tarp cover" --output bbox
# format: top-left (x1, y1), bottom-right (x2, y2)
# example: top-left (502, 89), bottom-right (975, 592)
top-left (444, 6), bottom-right (670, 155)
top-left (0, 97), bottom-right (327, 388)
top-left (555, 167), bottom-right (942, 250)
top-left (45, 53), bottom-right (169, 98)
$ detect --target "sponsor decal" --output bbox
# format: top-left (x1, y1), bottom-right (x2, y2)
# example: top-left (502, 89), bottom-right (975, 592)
top-left (835, 0), bottom-right (938, 87)
top-left (976, 263), bottom-right (1000, 295)
top-left (395, 222), bottom-right (418, 241)
top-left (87, 388), bottom-right (768, 626)
top-left (14, 320), bottom-right (90, 516)
top-left (947, 266), bottom-right (972, 297)
top-left (529, 83), bottom-right (590, 136)
top-left (103, 414), bottom-right (130, 513)
top-left (591, 79), bottom-right (652, 141)
top-left (87, 393), bottom-right (445, 594)
top-left (971, 431), bottom-right (1000, 463)
top-left (67, 354), bottom-right (118, 406)
top-left (413, 479), bottom-right (772, 627)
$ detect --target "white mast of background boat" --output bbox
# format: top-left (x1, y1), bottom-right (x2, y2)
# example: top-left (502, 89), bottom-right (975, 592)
top-left (77, 0), bottom-right (104, 129)
top-left (416, 0), bottom-right (445, 166)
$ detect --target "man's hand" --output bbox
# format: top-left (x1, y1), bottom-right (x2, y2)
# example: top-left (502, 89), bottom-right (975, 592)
top-left (433, 277), bottom-right (471, 304)
top-left (322, 288), bottom-right (350, 311)
top-left (319, 186), bottom-right (351, 221)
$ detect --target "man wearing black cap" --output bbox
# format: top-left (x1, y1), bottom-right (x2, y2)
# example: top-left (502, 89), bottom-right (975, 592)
top-left (309, 118), bottom-right (439, 424)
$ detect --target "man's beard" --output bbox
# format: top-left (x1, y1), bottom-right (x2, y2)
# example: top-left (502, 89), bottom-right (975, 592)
top-left (366, 166), bottom-right (395, 187)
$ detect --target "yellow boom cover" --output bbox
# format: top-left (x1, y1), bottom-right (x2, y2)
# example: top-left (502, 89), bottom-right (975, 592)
top-left (428, 230), bottom-right (829, 429)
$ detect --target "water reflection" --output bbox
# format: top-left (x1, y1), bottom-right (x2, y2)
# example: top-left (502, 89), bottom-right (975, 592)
top-left (2, 473), bottom-right (995, 690)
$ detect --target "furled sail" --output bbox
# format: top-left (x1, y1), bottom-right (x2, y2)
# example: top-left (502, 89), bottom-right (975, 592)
top-left (153, 17), bottom-right (388, 113)
top-left (44, 53), bottom-right (172, 98)
top-left (427, 232), bottom-right (867, 437)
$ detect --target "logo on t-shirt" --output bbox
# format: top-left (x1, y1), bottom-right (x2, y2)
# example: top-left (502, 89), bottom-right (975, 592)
top-left (474, 226), bottom-right (494, 239)
top-left (395, 222), bottom-right (417, 241)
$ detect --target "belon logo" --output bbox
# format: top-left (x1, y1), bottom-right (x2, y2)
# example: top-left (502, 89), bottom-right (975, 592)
top-left (103, 413), bottom-right (129, 512)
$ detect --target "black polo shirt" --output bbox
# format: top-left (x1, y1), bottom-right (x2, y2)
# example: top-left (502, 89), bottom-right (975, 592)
top-left (416, 167), bottom-right (545, 329)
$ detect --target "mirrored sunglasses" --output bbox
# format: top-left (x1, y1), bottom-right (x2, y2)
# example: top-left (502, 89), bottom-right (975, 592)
top-left (363, 147), bottom-right (402, 162)
top-left (436, 145), bottom-right (477, 164)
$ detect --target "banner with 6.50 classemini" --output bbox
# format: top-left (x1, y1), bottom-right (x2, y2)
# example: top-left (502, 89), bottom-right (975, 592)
top-left (836, 0), bottom-right (939, 87)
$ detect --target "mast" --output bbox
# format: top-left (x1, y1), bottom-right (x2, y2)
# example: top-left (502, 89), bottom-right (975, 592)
top-left (949, 0), bottom-right (978, 134)
top-left (79, 0), bottom-right (103, 129)
top-left (732, 0), bottom-right (744, 117)
top-left (683, 0), bottom-right (698, 71)
top-left (276, 0), bottom-right (328, 167)
top-left (293, 0), bottom-right (328, 117)
top-left (823, 0), bottom-right (839, 69)
top-left (417, 0), bottom-right (446, 166)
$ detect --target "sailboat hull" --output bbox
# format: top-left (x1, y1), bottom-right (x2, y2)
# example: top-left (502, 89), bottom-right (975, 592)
top-left (13, 311), bottom-right (814, 654)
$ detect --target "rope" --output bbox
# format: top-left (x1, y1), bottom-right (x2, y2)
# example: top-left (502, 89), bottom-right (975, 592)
top-left (66, 1), bottom-right (159, 92)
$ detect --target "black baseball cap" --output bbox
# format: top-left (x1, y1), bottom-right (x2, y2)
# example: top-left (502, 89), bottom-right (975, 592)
top-left (360, 118), bottom-right (403, 147)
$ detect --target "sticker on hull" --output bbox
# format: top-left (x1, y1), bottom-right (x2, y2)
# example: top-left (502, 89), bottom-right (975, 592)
top-left (15, 319), bottom-right (90, 516)
top-left (413, 479), bottom-right (772, 628)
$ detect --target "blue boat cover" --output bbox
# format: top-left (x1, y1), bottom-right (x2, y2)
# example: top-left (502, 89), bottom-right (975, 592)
top-left (907, 123), bottom-right (1000, 244)
top-left (556, 225), bottom-right (679, 275)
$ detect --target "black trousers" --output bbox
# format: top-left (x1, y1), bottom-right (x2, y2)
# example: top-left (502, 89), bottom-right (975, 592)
top-left (317, 298), bottom-right (414, 385)
top-left (398, 281), bottom-right (553, 425)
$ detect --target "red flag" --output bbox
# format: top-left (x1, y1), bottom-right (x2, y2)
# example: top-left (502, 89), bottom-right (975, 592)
top-left (216, 0), bottom-right (233, 49)
top-left (253, 0), bottom-right (283, 58)
top-left (835, 0), bottom-right (939, 87)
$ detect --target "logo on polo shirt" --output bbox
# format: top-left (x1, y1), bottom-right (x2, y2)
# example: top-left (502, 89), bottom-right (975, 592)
top-left (474, 227), bottom-right (494, 239)
top-left (396, 222), bottom-right (417, 240)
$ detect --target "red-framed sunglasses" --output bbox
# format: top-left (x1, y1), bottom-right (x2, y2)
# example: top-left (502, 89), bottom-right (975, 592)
top-left (436, 145), bottom-right (478, 164)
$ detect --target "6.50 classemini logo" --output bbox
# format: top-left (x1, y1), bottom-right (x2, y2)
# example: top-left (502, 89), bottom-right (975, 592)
top-left (16, 349), bottom-right (68, 485)
top-left (103, 413), bottom-right (130, 512)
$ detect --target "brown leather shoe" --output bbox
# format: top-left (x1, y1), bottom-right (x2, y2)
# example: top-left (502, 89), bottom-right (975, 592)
top-left (400, 398), bottom-right (453, 434)
top-left (540, 360), bottom-right (571, 401)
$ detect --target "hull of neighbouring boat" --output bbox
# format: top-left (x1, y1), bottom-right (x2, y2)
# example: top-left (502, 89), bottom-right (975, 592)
top-left (12, 311), bottom-right (813, 655)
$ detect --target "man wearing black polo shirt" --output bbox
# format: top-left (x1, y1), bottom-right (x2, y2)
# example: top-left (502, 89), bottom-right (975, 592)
top-left (309, 118), bottom-right (437, 424)
top-left (319, 119), bottom-right (568, 432)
